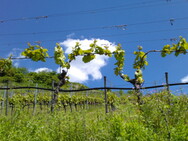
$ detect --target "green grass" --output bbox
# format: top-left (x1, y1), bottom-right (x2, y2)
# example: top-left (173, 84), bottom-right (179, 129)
top-left (0, 91), bottom-right (187, 141)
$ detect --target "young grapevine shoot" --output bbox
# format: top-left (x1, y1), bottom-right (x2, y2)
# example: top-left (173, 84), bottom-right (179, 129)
top-left (21, 43), bottom-right (49, 62)
top-left (119, 36), bottom-right (188, 88)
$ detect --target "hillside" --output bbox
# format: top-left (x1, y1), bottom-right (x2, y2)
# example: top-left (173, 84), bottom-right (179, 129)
top-left (0, 67), bottom-right (88, 89)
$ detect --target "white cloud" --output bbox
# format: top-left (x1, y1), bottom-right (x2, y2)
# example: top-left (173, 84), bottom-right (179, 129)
top-left (181, 75), bottom-right (188, 83)
top-left (67, 65), bottom-right (89, 82)
top-left (66, 33), bottom-right (75, 38)
top-left (8, 48), bottom-right (25, 67)
top-left (60, 38), bottom-right (116, 83)
top-left (34, 67), bottom-right (53, 73)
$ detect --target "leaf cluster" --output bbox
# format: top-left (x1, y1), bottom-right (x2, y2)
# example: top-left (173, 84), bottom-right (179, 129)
top-left (113, 44), bottom-right (125, 75)
top-left (119, 46), bottom-right (146, 84)
top-left (21, 43), bottom-right (49, 62)
top-left (133, 46), bottom-right (148, 69)
top-left (54, 43), bottom-right (70, 69)
top-left (161, 36), bottom-right (188, 57)
top-left (107, 91), bottom-right (119, 104)
top-left (9, 93), bottom-right (34, 107)
top-left (68, 40), bottom-right (113, 63)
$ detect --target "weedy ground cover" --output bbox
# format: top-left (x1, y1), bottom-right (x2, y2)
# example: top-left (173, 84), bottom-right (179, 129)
top-left (0, 91), bottom-right (187, 141)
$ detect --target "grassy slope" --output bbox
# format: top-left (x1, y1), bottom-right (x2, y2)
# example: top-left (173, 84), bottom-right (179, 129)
top-left (0, 92), bottom-right (187, 141)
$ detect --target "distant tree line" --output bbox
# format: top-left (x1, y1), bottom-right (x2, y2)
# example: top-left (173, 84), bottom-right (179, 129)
top-left (0, 67), bottom-right (87, 89)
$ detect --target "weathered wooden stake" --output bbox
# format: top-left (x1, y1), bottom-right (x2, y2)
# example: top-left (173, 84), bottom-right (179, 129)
top-left (104, 76), bottom-right (108, 113)
top-left (165, 72), bottom-right (170, 92)
top-left (51, 80), bottom-right (55, 113)
top-left (33, 83), bottom-right (38, 115)
top-left (5, 81), bottom-right (9, 116)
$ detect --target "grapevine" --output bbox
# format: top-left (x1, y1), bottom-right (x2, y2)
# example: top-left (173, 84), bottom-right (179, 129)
top-left (132, 36), bottom-right (188, 72)
top-left (6, 36), bottom-right (188, 88)
top-left (120, 36), bottom-right (188, 89)
top-left (113, 44), bottom-right (125, 75)
top-left (21, 43), bottom-right (49, 62)
top-left (5, 36), bottom-right (188, 109)
top-left (161, 36), bottom-right (188, 57)
top-left (54, 43), bottom-right (70, 69)
top-left (19, 40), bottom-right (126, 77)
top-left (119, 46), bottom-right (146, 89)
top-left (133, 46), bottom-right (148, 70)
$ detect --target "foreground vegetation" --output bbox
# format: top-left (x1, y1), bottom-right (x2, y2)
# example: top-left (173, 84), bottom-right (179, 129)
top-left (0, 91), bottom-right (187, 141)
top-left (0, 67), bottom-right (187, 140)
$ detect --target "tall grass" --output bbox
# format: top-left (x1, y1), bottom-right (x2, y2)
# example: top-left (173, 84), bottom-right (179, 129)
top-left (0, 91), bottom-right (187, 141)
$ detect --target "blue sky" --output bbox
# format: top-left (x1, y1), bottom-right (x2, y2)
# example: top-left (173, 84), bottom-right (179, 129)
top-left (1, 0), bottom-right (188, 93)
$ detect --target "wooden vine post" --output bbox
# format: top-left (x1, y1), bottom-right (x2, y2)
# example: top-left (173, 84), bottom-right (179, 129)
top-left (33, 83), bottom-right (38, 115)
top-left (51, 80), bottom-right (55, 112)
top-left (165, 72), bottom-right (172, 106)
top-left (165, 72), bottom-right (170, 92)
top-left (5, 81), bottom-right (9, 116)
top-left (0, 57), bottom-right (12, 116)
top-left (104, 76), bottom-right (108, 113)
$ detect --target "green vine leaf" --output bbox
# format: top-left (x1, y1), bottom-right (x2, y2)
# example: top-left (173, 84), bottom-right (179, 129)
top-left (133, 46), bottom-right (148, 69)
top-left (82, 54), bottom-right (96, 63)
top-left (54, 43), bottom-right (70, 69)
top-left (161, 45), bottom-right (171, 57)
top-left (162, 36), bottom-right (188, 57)
top-left (113, 44), bottom-right (125, 75)
top-left (95, 46), bottom-right (105, 54)
top-left (21, 43), bottom-right (49, 62)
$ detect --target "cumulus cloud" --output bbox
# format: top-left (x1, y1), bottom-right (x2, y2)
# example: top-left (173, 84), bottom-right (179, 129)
top-left (181, 75), bottom-right (188, 83)
top-left (60, 38), bottom-right (116, 83)
top-left (34, 67), bottom-right (53, 73)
